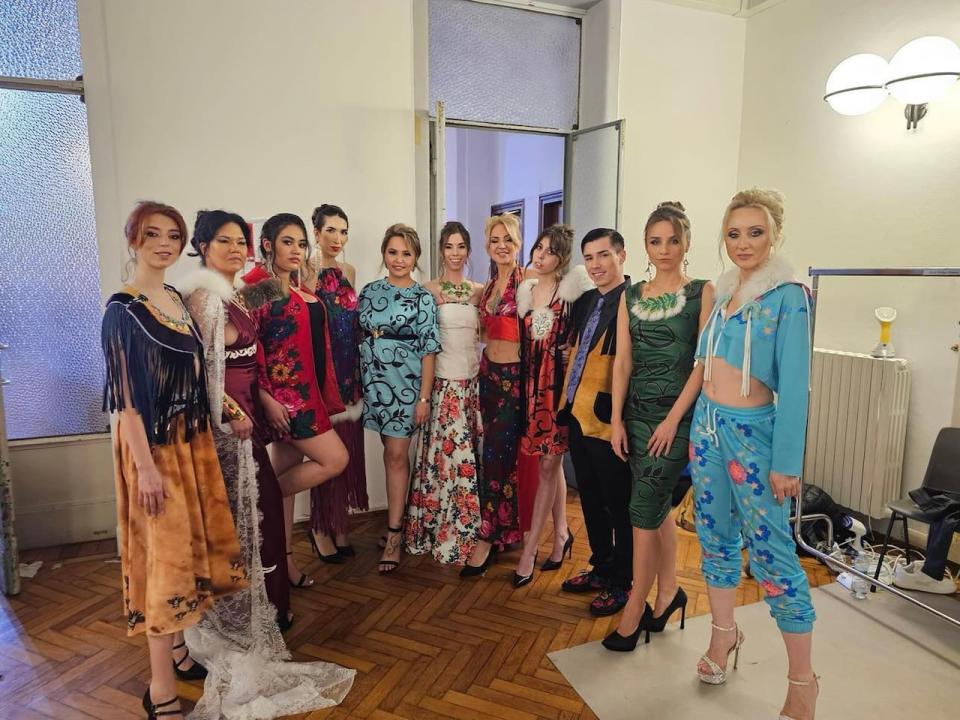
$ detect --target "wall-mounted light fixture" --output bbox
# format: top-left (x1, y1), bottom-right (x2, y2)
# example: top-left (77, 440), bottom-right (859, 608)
top-left (824, 35), bottom-right (960, 129)
top-left (824, 53), bottom-right (889, 116)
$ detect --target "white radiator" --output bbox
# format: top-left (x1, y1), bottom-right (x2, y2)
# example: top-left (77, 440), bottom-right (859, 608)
top-left (803, 349), bottom-right (911, 517)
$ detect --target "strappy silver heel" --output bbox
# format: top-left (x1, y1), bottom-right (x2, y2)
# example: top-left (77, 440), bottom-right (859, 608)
top-left (697, 622), bottom-right (745, 685)
top-left (779, 674), bottom-right (820, 720)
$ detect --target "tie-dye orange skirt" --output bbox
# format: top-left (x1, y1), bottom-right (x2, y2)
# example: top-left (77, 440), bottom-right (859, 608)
top-left (114, 416), bottom-right (248, 636)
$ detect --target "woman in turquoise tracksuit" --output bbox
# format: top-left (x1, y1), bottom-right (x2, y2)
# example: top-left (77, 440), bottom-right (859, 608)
top-left (689, 189), bottom-right (818, 720)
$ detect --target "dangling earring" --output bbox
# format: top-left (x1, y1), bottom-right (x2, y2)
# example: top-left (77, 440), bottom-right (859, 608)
top-left (683, 256), bottom-right (689, 275)
top-left (646, 260), bottom-right (653, 280)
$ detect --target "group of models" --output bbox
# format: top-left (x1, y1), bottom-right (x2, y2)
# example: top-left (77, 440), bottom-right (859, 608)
top-left (102, 188), bottom-right (818, 720)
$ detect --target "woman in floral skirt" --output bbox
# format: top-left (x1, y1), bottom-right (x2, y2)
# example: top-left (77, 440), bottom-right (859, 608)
top-left (405, 221), bottom-right (484, 564)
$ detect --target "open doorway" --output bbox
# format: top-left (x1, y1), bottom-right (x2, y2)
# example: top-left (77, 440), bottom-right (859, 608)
top-left (444, 125), bottom-right (565, 283)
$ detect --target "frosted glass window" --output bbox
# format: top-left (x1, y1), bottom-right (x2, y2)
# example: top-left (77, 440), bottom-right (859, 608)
top-left (0, 0), bottom-right (83, 80)
top-left (0, 89), bottom-right (105, 439)
top-left (429, 0), bottom-right (580, 130)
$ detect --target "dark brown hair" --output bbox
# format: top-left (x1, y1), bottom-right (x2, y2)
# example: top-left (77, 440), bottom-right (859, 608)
top-left (439, 220), bottom-right (471, 254)
top-left (530, 223), bottom-right (575, 276)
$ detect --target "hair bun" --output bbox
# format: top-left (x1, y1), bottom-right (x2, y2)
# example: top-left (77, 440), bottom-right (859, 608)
top-left (657, 200), bottom-right (686, 213)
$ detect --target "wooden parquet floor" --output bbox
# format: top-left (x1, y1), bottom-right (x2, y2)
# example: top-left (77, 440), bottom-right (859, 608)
top-left (0, 493), bottom-right (834, 719)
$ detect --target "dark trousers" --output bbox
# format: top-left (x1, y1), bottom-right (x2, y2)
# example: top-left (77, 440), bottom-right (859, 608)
top-left (921, 514), bottom-right (960, 580)
top-left (568, 416), bottom-right (633, 590)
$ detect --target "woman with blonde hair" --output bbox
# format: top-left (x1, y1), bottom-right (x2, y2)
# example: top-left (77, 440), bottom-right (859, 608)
top-left (690, 189), bottom-right (817, 720)
top-left (462, 213), bottom-right (525, 576)
top-left (511, 224), bottom-right (592, 587)
top-left (358, 223), bottom-right (441, 573)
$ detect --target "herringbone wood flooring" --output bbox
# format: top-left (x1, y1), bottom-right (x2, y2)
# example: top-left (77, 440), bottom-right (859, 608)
top-left (1, 493), bottom-right (833, 719)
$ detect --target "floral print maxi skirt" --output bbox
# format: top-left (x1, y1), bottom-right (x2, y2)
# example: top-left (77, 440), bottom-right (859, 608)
top-left (404, 376), bottom-right (482, 564)
top-left (476, 356), bottom-right (523, 549)
top-left (114, 416), bottom-right (248, 636)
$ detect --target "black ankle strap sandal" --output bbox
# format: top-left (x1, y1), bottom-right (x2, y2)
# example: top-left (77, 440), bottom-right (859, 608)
top-left (142, 689), bottom-right (182, 718)
top-left (378, 526), bottom-right (403, 574)
top-left (172, 640), bottom-right (208, 681)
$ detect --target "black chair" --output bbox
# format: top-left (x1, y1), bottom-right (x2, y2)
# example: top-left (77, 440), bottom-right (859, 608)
top-left (872, 427), bottom-right (960, 590)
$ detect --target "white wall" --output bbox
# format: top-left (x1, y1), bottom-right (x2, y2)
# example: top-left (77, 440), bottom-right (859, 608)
top-left (580, 0), bottom-right (622, 128)
top-left (55, 0), bottom-right (423, 540)
top-left (617, 0), bottom-right (746, 280)
top-left (737, 0), bottom-right (960, 497)
top-left (500, 132), bottom-right (566, 261)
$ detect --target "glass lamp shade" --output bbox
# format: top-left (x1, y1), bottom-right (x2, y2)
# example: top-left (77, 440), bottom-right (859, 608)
top-left (886, 36), bottom-right (960, 104)
top-left (824, 53), bottom-right (889, 116)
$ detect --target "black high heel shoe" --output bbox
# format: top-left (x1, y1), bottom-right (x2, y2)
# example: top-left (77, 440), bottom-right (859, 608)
top-left (308, 529), bottom-right (345, 564)
top-left (601, 603), bottom-right (653, 652)
top-left (378, 526), bottom-right (403, 574)
top-left (644, 586), bottom-right (687, 643)
top-left (460, 545), bottom-right (497, 578)
top-left (277, 609), bottom-right (295, 633)
top-left (512, 551), bottom-right (539, 588)
top-left (143, 689), bottom-right (182, 719)
top-left (286, 550), bottom-right (314, 588)
top-left (541, 530), bottom-right (574, 572)
top-left (172, 641), bottom-right (207, 681)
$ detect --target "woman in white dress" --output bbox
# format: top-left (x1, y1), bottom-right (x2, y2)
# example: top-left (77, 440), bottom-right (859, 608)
top-left (404, 221), bottom-right (485, 565)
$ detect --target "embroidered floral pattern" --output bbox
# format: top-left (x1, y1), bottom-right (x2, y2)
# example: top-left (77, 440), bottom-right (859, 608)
top-left (256, 290), bottom-right (333, 440)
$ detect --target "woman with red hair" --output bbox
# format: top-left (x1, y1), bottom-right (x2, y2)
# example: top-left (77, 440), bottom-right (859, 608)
top-left (101, 201), bottom-right (247, 719)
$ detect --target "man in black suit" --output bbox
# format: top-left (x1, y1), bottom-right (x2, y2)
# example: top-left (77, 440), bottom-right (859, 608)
top-left (558, 228), bottom-right (633, 616)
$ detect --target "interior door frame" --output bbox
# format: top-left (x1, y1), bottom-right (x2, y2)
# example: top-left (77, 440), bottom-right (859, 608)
top-left (428, 112), bottom-right (570, 278)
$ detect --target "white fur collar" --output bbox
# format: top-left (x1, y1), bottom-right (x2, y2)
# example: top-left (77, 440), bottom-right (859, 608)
top-left (714, 254), bottom-right (798, 302)
top-left (179, 267), bottom-right (236, 301)
top-left (560, 265), bottom-right (595, 303)
top-left (517, 265), bottom-right (594, 317)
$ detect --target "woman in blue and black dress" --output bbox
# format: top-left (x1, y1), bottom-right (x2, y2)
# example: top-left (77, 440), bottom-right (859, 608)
top-left (358, 223), bottom-right (440, 574)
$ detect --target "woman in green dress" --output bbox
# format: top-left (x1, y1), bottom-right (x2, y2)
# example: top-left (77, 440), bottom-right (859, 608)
top-left (603, 202), bottom-right (714, 651)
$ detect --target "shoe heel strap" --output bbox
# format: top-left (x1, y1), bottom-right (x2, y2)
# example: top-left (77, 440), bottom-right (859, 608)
top-left (710, 622), bottom-right (737, 632)
top-left (149, 695), bottom-right (180, 709)
top-left (171, 641), bottom-right (186, 651)
top-left (787, 674), bottom-right (820, 686)
top-left (387, 525), bottom-right (403, 533)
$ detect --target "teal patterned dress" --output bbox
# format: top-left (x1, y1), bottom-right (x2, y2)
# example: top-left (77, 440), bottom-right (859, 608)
top-left (358, 279), bottom-right (441, 438)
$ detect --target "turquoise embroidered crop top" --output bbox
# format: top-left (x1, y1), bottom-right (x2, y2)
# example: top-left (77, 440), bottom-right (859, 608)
top-left (696, 282), bottom-right (812, 476)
